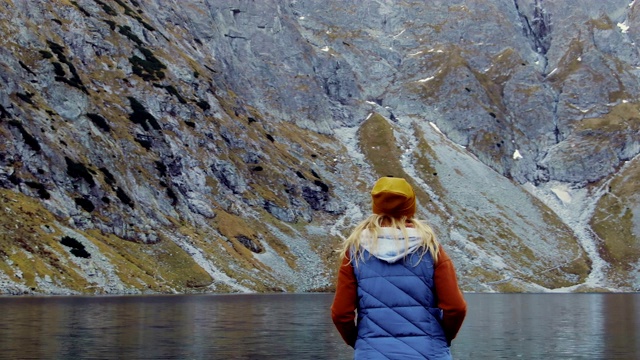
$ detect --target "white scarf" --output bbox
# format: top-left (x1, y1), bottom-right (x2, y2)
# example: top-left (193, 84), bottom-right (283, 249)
top-left (359, 227), bottom-right (423, 263)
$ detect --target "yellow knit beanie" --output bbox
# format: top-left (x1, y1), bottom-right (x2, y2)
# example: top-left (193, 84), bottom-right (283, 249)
top-left (371, 177), bottom-right (416, 218)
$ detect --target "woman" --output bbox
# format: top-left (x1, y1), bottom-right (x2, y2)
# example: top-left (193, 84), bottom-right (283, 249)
top-left (331, 177), bottom-right (467, 359)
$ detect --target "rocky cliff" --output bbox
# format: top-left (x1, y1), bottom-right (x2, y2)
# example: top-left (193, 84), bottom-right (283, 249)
top-left (0, 0), bottom-right (638, 294)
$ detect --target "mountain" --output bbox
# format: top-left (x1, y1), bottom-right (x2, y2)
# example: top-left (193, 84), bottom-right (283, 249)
top-left (0, 0), bottom-right (638, 295)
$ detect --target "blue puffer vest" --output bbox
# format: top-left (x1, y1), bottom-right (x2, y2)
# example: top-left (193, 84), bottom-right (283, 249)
top-left (352, 249), bottom-right (451, 360)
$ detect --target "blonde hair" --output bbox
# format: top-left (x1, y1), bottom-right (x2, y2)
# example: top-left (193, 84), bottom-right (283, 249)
top-left (339, 214), bottom-right (440, 265)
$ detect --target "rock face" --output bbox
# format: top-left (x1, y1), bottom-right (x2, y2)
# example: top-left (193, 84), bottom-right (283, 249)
top-left (0, 0), bottom-right (638, 294)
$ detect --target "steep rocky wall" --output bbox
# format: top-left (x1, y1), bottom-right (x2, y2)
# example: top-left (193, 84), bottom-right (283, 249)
top-left (0, 0), bottom-right (638, 293)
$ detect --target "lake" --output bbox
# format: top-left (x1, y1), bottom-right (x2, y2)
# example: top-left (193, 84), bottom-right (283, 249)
top-left (0, 293), bottom-right (637, 359)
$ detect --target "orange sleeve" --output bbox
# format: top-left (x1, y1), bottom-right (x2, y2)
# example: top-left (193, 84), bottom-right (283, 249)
top-left (434, 246), bottom-right (467, 343)
top-left (330, 252), bottom-right (358, 347)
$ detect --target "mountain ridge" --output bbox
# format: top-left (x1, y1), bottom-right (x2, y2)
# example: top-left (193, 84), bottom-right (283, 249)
top-left (0, 0), bottom-right (638, 294)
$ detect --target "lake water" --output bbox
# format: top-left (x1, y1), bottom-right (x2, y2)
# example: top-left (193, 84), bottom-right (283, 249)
top-left (0, 293), bottom-right (637, 359)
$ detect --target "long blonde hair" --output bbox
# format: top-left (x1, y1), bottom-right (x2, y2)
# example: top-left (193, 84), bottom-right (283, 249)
top-left (339, 214), bottom-right (440, 265)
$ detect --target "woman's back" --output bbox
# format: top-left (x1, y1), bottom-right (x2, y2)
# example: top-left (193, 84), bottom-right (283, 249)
top-left (352, 234), bottom-right (451, 360)
top-left (331, 177), bottom-right (465, 360)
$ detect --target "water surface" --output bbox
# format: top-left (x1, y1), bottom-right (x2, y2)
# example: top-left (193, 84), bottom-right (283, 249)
top-left (0, 293), bottom-right (637, 359)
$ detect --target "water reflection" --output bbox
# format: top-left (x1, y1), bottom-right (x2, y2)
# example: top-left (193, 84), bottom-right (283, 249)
top-left (0, 293), bottom-right (637, 359)
top-left (602, 293), bottom-right (638, 359)
top-left (451, 293), bottom-right (639, 360)
top-left (0, 294), bottom-right (349, 359)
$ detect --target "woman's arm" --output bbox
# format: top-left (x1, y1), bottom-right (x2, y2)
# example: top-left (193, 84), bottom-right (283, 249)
top-left (330, 253), bottom-right (358, 347)
top-left (434, 247), bottom-right (467, 343)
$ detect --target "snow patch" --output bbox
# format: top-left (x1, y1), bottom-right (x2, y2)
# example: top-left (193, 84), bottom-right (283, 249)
top-left (550, 184), bottom-right (572, 204)
top-left (429, 121), bottom-right (443, 134)
top-left (320, 46), bottom-right (330, 52)
top-left (513, 149), bottom-right (523, 160)
top-left (418, 76), bottom-right (435, 83)
top-left (393, 29), bottom-right (406, 38)
top-left (618, 22), bottom-right (629, 33)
